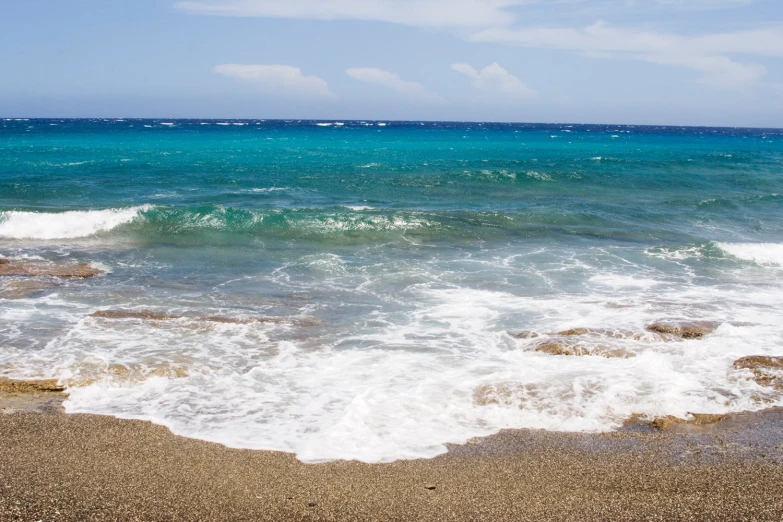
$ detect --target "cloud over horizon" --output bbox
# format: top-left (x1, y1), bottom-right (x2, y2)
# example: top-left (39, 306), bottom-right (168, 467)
top-left (451, 62), bottom-right (537, 98)
top-left (184, 1), bottom-right (778, 90)
top-left (213, 64), bottom-right (336, 98)
top-left (346, 68), bottom-right (440, 100)
top-left (177, 0), bottom-right (519, 28)
top-left (472, 22), bottom-right (781, 89)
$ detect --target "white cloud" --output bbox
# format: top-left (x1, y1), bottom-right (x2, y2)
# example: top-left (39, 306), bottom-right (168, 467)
top-left (177, 0), bottom-right (521, 28)
top-left (177, 0), bottom-right (758, 28)
top-left (346, 68), bottom-right (439, 100)
top-left (471, 22), bottom-right (781, 88)
top-left (452, 62), bottom-right (537, 98)
top-left (213, 64), bottom-right (335, 98)
top-left (192, 1), bottom-right (775, 91)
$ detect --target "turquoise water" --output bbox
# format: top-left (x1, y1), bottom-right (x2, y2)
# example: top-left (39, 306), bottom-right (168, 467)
top-left (1, 118), bottom-right (782, 462)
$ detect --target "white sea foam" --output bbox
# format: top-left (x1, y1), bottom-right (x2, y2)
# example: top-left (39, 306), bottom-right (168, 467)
top-left (251, 187), bottom-right (287, 193)
top-left (47, 279), bottom-right (783, 463)
top-left (716, 242), bottom-right (783, 266)
top-left (4, 244), bottom-right (783, 464)
top-left (0, 206), bottom-right (150, 239)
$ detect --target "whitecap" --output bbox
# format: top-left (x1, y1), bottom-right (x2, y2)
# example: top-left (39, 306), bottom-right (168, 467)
top-left (0, 205), bottom-right (151, 239)
top-left (716, 242), bottom-right (783, 267)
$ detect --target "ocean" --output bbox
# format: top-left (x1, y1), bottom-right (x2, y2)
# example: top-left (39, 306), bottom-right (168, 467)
top-left (1, 118), bottom-right (782, 463)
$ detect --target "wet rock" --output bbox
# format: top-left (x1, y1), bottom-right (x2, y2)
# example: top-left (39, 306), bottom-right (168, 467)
top-left (0, 279), bottom-right (59, 299)
top-left (90, 309), bottom-right (292, 325)
top-left (557, 328), bottom-right (593, 337)
top-left (0, 378), bottom-right (65, 394)
top-left (473, 383), bottom-right (530, 406)
top-left (92, 309), bottom-right (182, 321)
top-left (647, 414), bottom-right (728, 431)
top-left (646, 321), bottom-right (719, 339)
top-left (533, 339), bottom-right (635, 359)
top-left (509, 331), bottom-right (539, 339)
top-left (555, 328), bottom-right (653, 341)
top-left (68, 363), bottom-right (190, 387)
top-left (734, 356), bottom-right (783, 391)
top-left (0, 259), bottom-right (103, 278)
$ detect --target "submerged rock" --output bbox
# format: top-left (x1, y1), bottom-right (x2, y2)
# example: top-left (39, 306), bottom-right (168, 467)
top-left (509, 331), bottom-right (540, 339)
top-left (533, 339), bottom-right (636, 359)
top-left (0, 279), bottom-right (59, 299)
top-left (646, 321), bottom-right (719, 339)
top-left (648, 414), bottom-right (728, 431)
top-left (0, 258), bottom-right (104, 278)
top-left (733, 356), bottom-right (783, 391)
top-left (90, 309), bottom-right (291, 324)
top-left (555, 328), bottom-right (666, 341)
top-left (0, 378), bottom-right (65, 394)
top-left (473, 382), bottom-right (535, 407)
top-left (66, 363), bottom-right (190, 387)
top-left (92, 309), bottom-right (181, 321)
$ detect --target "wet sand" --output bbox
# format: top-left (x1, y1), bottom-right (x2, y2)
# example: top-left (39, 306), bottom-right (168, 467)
top-left (1, 387), bottom-right (782, 521)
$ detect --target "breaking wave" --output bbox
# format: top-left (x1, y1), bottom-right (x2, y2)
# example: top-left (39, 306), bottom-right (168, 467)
top-left (0, 206), bottom-right (152, 239)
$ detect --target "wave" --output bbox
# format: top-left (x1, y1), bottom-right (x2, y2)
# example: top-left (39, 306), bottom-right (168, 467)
top-left (0, 206), bottom-right (151, 239)
top-left (716, 242), bottom-right (783, 267)
top-left (0, 204), bottom-right (706, 243)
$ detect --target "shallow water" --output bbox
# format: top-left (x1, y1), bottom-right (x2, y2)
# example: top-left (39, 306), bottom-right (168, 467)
top-left (1, 119), bottom-right (782, 462)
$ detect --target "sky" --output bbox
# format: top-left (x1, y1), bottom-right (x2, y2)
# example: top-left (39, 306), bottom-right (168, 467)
top-left (1, 0), bottom-right (782, 126)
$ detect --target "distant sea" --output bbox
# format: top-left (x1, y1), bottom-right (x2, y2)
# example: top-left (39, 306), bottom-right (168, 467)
top-left (1, 118), bottom-right (782, 463)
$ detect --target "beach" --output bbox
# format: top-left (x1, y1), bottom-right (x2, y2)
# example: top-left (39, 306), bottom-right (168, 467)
top-left (1, 384), bottom-right (782, 521)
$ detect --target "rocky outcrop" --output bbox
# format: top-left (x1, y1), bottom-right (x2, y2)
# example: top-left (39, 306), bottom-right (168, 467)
top-left (733, 356), bottom-right (783, 391)
top-left (650, 414), bottom-right (728, 430)
top-left (646, 321), bottom-right (719, 340)
top-left (533, 339), bottom-right (635, 358)
top-left (473, 382), bottom-right (533, 407)
top-left (0, 378), bottom-right (65, 394)
top-left (624, 413), bottom-right (729, 430)
top-left (89, 309), bottom-right (309, 325)
top-left (509, 331), bottom-right (539, 339)
top-left (0, 258), bottom-right (104, 278)
top-left (0, 279), bottom-right (59, 299)
top-left (556, 328), bottom-right (672, 341)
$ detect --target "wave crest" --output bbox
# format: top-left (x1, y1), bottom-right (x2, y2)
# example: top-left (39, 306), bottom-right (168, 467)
top-left (716, 242), bottom-right (783, 267)
top-left (0, 206), bottom-right (151, 239)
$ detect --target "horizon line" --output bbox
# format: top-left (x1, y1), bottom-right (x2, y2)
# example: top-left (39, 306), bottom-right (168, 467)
top-left (2, 117), bottom-right (782, 131)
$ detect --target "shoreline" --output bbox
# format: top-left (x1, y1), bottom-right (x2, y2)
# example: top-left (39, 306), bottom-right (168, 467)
top-left (2, 381), bottom-right (782, 521)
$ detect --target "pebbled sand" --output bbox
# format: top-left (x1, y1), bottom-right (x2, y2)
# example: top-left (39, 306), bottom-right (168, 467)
top-left (1, 390), bottom-right (782, 521)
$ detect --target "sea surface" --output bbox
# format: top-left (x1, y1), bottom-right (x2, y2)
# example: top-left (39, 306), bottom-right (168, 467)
top-left (1, 118), bottom-right (782, 463)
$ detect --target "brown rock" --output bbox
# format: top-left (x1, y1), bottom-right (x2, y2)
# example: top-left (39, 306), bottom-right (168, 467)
top-left (509, 331), bottom-right (539, 339)
top-left (649, 414), bottom-right (728, 431)
top-left (0, 378), bottom-right (65, 394)
top-left (734, 356), bottom-right (783, 391)
top-left (646, 322), bottom-right (719, 339)
top-left (473, 383), bottom-right (530, 406)
top-left (91, 309), bottom-right (296, 325)
top-left (553, 328), bottom-right (677, 342)
top-left (557, 328), bottom-right (593, 337)
top-left (92, 310), bottom-right (182, 321)
top-left (0, 259), bottom-right (103, 278)
top-left (0, 279), bottom-right (59, 299)
top-left (533, 339), bottom-right (635, 359)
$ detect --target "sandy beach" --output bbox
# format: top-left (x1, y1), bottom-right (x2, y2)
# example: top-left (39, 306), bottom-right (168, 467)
top-left (1, 382), bottom-right (781, 521)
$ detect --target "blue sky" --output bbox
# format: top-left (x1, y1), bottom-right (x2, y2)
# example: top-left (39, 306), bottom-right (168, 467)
top-left (2, 0), bottom-right (782, 126)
